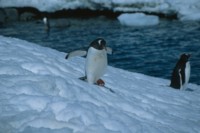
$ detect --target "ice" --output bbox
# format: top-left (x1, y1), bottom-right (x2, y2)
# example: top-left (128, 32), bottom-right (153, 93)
top-left (117, 13), bottom-right (159, 26)
top-left (178, 9), bottom-right (200, 21)
top-left (0, 35), bottom-right (200, 133)
top-left (0, 0), bottom-right (200, 21)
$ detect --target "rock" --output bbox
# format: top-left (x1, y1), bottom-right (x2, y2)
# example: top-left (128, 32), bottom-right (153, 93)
top-left (0, 9), bottom-right (6, 26)
top-left (43, 17), bottom-right (71, 29)
top-left (20, 12), bottom-right (36, 21)
top-left (4, 8), bottom-right (19, 21)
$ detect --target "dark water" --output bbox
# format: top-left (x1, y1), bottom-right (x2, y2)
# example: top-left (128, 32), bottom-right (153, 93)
top-left (0, 17), bottom-right (200, 85)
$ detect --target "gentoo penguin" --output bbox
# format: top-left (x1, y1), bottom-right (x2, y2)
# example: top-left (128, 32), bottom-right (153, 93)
top-left (66, 38), bottom-right (112, 86)
top-left (170, 53), bottom-right (191, 90)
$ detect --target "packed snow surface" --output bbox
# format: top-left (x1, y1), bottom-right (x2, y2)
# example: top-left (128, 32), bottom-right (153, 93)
top-left (1, 0), bottom-right (200, 21)
top-left (0, 36), bottom-right (200, 133)
top-left (118, 13), bottom-right (159, 26)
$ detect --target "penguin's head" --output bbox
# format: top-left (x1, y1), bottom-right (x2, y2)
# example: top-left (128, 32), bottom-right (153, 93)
top-left (180, 53), bottom-right (191, 63)
top-left (90, 38), bottom-right (106, 50)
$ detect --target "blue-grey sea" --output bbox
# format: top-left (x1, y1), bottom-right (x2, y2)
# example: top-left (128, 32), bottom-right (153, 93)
top-left (0, 17), bottom-right (199, 85)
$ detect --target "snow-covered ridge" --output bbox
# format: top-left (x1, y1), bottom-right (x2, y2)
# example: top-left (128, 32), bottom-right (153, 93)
top-left (0, 35), bottom-right (200, 133)
top-left (0, 0), bottom-right (200, 21)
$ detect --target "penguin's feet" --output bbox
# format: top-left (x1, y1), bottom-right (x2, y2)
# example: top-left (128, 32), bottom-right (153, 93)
top-left (96, 79), bottom-right (105, 86)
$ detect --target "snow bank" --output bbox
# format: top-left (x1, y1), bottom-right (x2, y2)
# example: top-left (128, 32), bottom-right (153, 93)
top-left (117, 13), bottom-right (159, 26)
top-left (0, 0), bottom-right (200, 21)
top-left (178, 8), bottom-right (200, 21)
top-left (0, 36), bottom-right (200, 133)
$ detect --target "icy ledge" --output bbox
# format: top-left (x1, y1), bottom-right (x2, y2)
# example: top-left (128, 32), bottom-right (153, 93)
top-left (118, 13), bottom-right (159, 26)
top-left (0, 36), bottom-right (200, 133)
top-left (0, 0), bottom-right (200, 21)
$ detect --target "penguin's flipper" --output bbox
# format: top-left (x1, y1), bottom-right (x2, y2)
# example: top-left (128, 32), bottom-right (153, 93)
top-left (170, 68), bottom-right (181, 89)
top-left (65, 50), bottom-right (87, 59)
top-left (106, 47), bottom-right (113, 55)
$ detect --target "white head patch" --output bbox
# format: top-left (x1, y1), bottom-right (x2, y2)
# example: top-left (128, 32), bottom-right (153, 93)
top-left (98, 40), bottom-right (102, 45)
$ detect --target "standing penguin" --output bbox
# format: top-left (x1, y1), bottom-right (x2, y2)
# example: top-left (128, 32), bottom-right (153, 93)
top-left (66, 38), bottom-right (112, 86)
top-left (170, 53), bottom-right (191, 90)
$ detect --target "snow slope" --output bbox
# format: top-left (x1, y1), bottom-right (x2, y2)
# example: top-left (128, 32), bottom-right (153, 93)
top-left (0, 0), bottom-right (200, 21)
top-left (0, 36), bottom-right (200, 133)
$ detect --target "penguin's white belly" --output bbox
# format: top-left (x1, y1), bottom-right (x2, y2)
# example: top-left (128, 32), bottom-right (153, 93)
top-left (86, 47), bottom-right (107, 84)
top-left (182, 62), bottom-right (190, 90)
